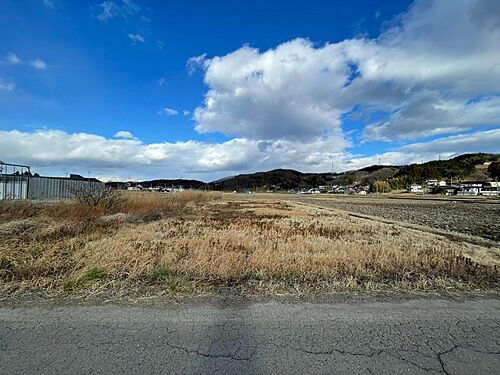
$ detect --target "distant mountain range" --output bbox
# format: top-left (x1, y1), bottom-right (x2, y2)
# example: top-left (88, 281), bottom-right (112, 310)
top-left (106, 153), bottom-right (500, 191)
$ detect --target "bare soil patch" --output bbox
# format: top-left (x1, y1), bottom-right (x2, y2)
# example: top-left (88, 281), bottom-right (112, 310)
top-left (286, 195), bottom-right (500, 241)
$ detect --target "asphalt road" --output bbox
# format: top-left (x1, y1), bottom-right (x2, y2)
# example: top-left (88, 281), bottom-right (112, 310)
top-left (1, 298), bottom-right (499, 374)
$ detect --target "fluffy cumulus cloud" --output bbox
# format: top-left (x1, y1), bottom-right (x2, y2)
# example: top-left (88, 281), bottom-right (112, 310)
top-left (0, 128), bottom-right (496, 181)
top-left (0, 129), bottom-right (346, 180)
top-left (113, 131), bottom-right (136, 140)
top-left (193, 40), bottom-right (347, 141)
top-left (193, 0), bottom-right (500, 142)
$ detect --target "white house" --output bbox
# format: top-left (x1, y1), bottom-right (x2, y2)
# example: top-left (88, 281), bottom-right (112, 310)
top-left (457, 183), bottom-right (482, 196)
top-left (408, 184), bottom-right (423, 193)
top-left (480, 182), bottom-right (499, 196)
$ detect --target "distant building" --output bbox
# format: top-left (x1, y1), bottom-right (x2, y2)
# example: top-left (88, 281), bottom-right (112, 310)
top-left (457, 183), bottom-right (482, 196)
top-left (432, 185), bottom-right (458, 196)
top-left (481, 182), bottom-right (500, 196)
top-left (426, 179), bottom-right (438, 187)
top-left (407, 184), bottom-right (423, 193)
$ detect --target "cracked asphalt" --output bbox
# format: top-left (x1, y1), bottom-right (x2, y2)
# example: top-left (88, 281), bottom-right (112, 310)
top-left (1, 298), bottom-right (499, 374)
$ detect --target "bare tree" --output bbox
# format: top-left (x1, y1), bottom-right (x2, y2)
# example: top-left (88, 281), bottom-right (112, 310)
top-left (68, 185), bottom-right (122, 209)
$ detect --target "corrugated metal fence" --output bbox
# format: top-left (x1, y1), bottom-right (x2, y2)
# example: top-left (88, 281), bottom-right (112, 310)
top-left (0, 176), bottom-right (28, 199)
top-left (0, 175), bottom-right (104, 200)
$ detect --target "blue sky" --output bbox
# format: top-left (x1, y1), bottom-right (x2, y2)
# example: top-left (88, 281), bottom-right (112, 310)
top-left (0, 0), bottom-right (499, 181)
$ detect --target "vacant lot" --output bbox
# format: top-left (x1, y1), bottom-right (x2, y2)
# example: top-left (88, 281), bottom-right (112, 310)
top-left (0, 192), bottom-right (498, 298)
top-left (285, 194), bottom-right (500, 241)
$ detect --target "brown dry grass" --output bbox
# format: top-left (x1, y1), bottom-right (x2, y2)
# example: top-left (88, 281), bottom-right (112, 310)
top-left (0, 193), bottom-right (498, 298)
top-left (0, 190), bottom-right (221, 221)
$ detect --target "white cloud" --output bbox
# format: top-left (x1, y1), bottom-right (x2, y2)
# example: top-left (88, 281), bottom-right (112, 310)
top-left (183, 110), bottom-right (190, 116)
top-left (97, 1), bottom-right (121, 21)
top-left (113, 131), bottom-right (136, 140)
top-left (128, 33), bottom-right (144, 45)
top-left (192, 0), bottom-right (500, 143)
top-left (344, 129), bottom-right (500, 171)
top-left (2, 53), bottom-right (48, 70)
top-left (0, 128), bottom-right (495, 181)
top-left (29, 59), bottom-right (48, 70)
top-left (97, 0), bottom-right (139, 22)
top-left (158, 107), bottom-right (178, 116)
top-left (4, 52), bottom-right (22, 65)
top-left (194, 39), bottom-right (347, 141)
top-left (364, 94), bottom-right (500, 140)
top-left (400, 128), bottom-right (500, 155)
top-left (186, 53), bottom-right (207, 75)
top-left (0, 129), bottom-right (349, 180)
top-left (158, 77), bottom-right (167, 87)
top-left (0, 79), bottom-right (15, 91)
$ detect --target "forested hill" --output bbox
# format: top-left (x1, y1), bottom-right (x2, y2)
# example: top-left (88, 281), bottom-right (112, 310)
top-left (396, 153), bottom-right (499, 180)
top-left (206, 153), bottom-right (500, 191)
top-left (208, 169), bottom-right (336, 191)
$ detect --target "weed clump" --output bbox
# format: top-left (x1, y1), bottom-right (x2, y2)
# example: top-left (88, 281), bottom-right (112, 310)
top-left (63, 267), bottom-right (107, 291)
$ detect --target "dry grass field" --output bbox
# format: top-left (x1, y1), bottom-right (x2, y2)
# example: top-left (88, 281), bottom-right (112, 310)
top-left (0, 191), bottom-right (498, 298)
